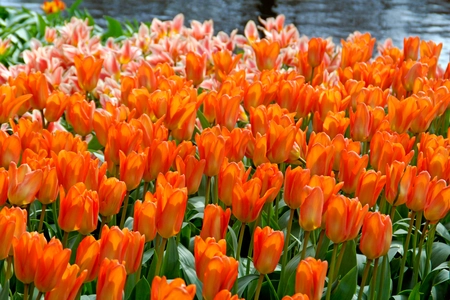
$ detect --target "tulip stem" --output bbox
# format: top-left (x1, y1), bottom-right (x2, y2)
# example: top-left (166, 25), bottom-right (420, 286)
top-left (266, 203), bottom-right (272, 226)
top-left (397, 211), bottom-right (416, 294)
top-left (204, 176), bottom-right (211, 207)
top-left (5, 256), bottom-right (12, 281)
top-left (310, 66), bottom-right (315, 83)
top-left (236, 222), bottom-right (246, 262)
top-left (378, 195), bottom-right (386, 215)
top-left (377, 255), bottom-right (387, 300)
top-left (413, 220), bottom-right (429, 285)
top-left (369, 258), bottom-right (379, 300)
top-left (334, 241), bottom-right (347, 280)
top-left (325, 243), bottom-right (339, 300)
top-left (119, 191), bottom-right (130, 228)
top-left (213, 175), bottom-right (219, 204)
top-left (23, 284), bottom-right (29, 300)
top-left (155, 237), bottom-right (167, 277)
top-left (40, 110), bottom-right (46, 129)
top-left (357, 259), bottom-right (372, 300)
top-left (424, 223), bottom-right (437, 277)
top-left (143, 182), bottom-right (149, 199)
top-left (136, 263), bottom-right (142, 285)
top-left (389, 206), bottom-right (397, 221)
top-left (301, 231), bottom-right (311, 261)
top-left (37, 204), bottom-right (46, 233)
top-left (315, 229), bottom-right (325, 258)
top-left (36, 291), bottom-right (43, 300)
top-left (62, 231), bottom-right (69, 248)
top-left (412, 211), bottom-right (422, 265)
top-left (254, 274), bottom-right (265, 300)
top-left (26, 204), bottom-right (31, 231)
top-left (278, 208), bottom-right (294, 297)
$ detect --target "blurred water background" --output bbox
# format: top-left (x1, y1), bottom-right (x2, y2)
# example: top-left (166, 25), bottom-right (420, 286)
top-left (2, 0), bottom-right (450, 65)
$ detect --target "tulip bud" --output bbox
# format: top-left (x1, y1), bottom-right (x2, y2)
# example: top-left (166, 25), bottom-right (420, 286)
top-left (203, 255), bottom-right (238, 300)
top-left (253, 226), bottom-right (284, 274)
top-left (74, 56), bottom-right (103, 93)
top-left (14, 232), bottom-right (47, 284)
top-left (295, 258), bottom-right (328, 300)
top-left (359, 212), bottom-right (392, 260)
top-left (151, 276), bottom-right (196, 300)
top-left (96, 258), bottom-right (127, 300)
top-left (194, 236), bottom-right (227, 282)
top-left (133, 199), bottom-right (157, 243)
top-left (45, 264), bottom-right (87, 300)
top-left (201, 204), bottom-right (231, 241)
top-left (76, 235), bottom-right (101, 282)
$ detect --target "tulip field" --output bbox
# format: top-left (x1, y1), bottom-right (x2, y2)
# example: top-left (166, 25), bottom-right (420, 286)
top-left (1, 0), bottom-right (450, 299)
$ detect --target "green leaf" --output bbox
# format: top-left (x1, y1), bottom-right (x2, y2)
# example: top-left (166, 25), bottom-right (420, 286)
top-left (408, 283), bottom-right (421, 300)
top-left (67, 0), bottom-right (84, 17)
top-left (431, 242), bottom-right (450, 269)
top-left (80, 296), bottom-right (96, 300)
top-left (237, 274), bottom-right (260, 297)
top-left (435, 223), bottom-right (450, 243)
top-left (331, 265), bottom-right (357, 300)
top-left (375, 255), bottom-right (391, 300)
top-left (129, 277), bottom-right (151, 300)
top-left (102, 16), bottom-right (123, 40)
top-left (142, 248), bottom-right (155, 265)
top-left (178, 244), bottom-right (203, 300)
top-left (337, 240), bottom-right (357, 279)
top-left (87, 134), bottom-right (104, 151)
top-left (35, 13), bottom-right (47, 38)
top-left (0, 277), bottom-right (9, 300)
top-left (197, 110), bottom-right (210, 129)
top-left (162, 237), bottom-right (180, 278)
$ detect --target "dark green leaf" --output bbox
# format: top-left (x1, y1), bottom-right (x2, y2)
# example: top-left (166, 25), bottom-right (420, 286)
top-left (178, 244), bottom-right (203, 300)
top-left (237, 274), bottom-right (260, 297)
top-left (197, 110), bottom-right (210, 129)
top-left (331, 266), bottom-right (357, 300)
top-left (408, 283), bottom-right (421, 300)
top-left (102, 16), bottom-right (123, 39)
top-left (337, 240), bottom-right (357, 279)
top-left (129, 277), bottom-right (151, 300)
top-left (87, 134), bottom-right (104, 151)
top-left (162, 237), bottom-right (180, 278)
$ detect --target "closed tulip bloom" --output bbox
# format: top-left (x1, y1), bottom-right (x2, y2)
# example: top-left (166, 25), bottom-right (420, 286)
top-left (253, 163), bottom-right (283, 203)
top-left (99, 225), bottom-right (127, 263)
top-left (151, 276), bottom-right (196, 300)
top-left (308, 38), bottom-right (327, 68)
top-left (37, 166), bottom-right (59, 205)
top-left (308, 175), bottom-right (344, 213)
top-left (104, 122), bottom-right (143, 167)
top-left (52, 150), bottom-right (90, 192)
top-left (155, 171), bottom-right (186, 190)
top-left (0, 168), bottom-right (8, 206)
top-left (385, 161), bottom-right (406, 205)
top-left (253, 226), bottom-right (284, 274)
top-left (35, 238), bottom-right (71, 293)
top-left (203, 255), bottom-right (238, 300)
top-left (295, 257), bottom-right (328, 300)
top-left (212, 50), bottom-right (242, 82)
top-left (338, 150), bottom-right (368, 194)
top-left (232, 178), bottom-right (273, 223)
top-left (424, 179), bottom-right (450, 223)
top-left (284, 166), bottom-right (311, 209)
top-left (201, 204), bottom-right (231, 241)
top-left (218, 160), bottom-right (250, 206)
top-left (359, 212), bottom-right (392, 260)
top-left (0, 207), bottom-right (27, 244)
top-left (194, 236), bottom-right (227, 282)
top-left (196, 131), bottom-right (226, 177)
top-left (396, 165), bottom-right (417, 207)
top-left (121, 229), bottom-right (145, 274)
top-left (306, 143), bottom-right (335, 176)
top-left (325, 195), bottom-right (369, 243)
top-left (0, 132), bottom-right (21, 169)
top-left (406, 171), bottom-right (431, 212)
top-left (0, 213), bottom-right (15, 260)
top-left (14, 231), bottom-right (47, 284)
top-left (299, 186), bottom-right (324, 232)
top-left (45, 265), bottom-right (87, 300)
top-left (58, 182), bottom-right (99, 235)
top-left (355, 170), bottom-right (386, 208)
top-left (98, 176), bottom-right (127, 217)
top-left (252, 39), bottom-right (280, 71)
top-left (96, 258), bottom-right (127, 300)
top-left (65, 98), bottom-right (95, 137)
top-left (175, 155), bottom-right (206, 195)
top-left (282, 294), bottom-right (310, 300)
top-left (75, 235), bottom-right (101, 282)
top-left (8, 162), bottom-right (43, 206)
top-left (213, 290), bottom-right (243, 300)
top-left (185, 51), bottom-right (206, 86)
top-left (404, 36), bottom-right (420, 61)
top-left (74, 55), bottom-right (104, 93)
top-left (28, 72), bottom-right (49, 110)
top-left (143, 140), bottom-right (178, 182)
top-left (133, 199), bottom-right (157, 243)
top-left (45, 90), bottom-right (68, 123)
top-left (119, 150), bottom-right (145, 191)
top-left (266, 120), bottom-right (300, 164)
top-left (349, 102), bottom-right (372, 142)
top-left (387, 95), bottom-right (419, 134)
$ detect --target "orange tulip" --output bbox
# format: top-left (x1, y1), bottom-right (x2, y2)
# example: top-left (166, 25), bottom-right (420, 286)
top-left (306, 143), bottom-right (335, 176)
top-left (325, 195), bottom-right (369, 243)
top-left (133, 199), bottom-right (157, 243)
top-left (321, 111), bottom-right (349, 140)
top-left (119, 150), bottom-right (145, 191)
top-left (122, 228), bottom-right (145, 274)
top-left (395, 165), bottom-right (417, 207)
top-left (75, 235), bottom-right (101, 282)
top-left (213, 290), bottom-right (243, 300)
top-left (384, 161), bottom-right (406, 206)
top-left (0, 131), bottom-right (22, 170)
top-left (388, 95), bottom-right (419, 134)
top-left (34, 238), bottom-right (71, 293)
top-left (58, 182), bottom-right (99, 235)
top-left (143, 140), bottom-right (178, 182)
top-left (212, 50), bottom-right (242, 82)
top-left (96, 258), bottom-right (127, 300)
top-left (41, 0), bottom-right (66, 14)
top-left (27, 72), bottom-right (49, 111)
top-left (0, 213), bottom-right (15, 260)
top-left (253, 226), bottom-right (284, 274)
top-left (37, 166), bottom-right (59, 205)
top-left (196, 130), bottom-right (226, 177)
top-left (98, 176), bottom-right (127, 217)
top-left (284, 166), bottom-right (311, 209)
top-left (105, 122), bottom-right (143, 168)
top-left (44, 130), bottom-right (87, 155)
top-left (424, 179), bottom-right (450, 223)
top-left (151, 276), bottom-right (196, 300)
top-left (45, 90), bottom-right (69, 123)
top-left (406, 171), bottom-right (431, 212)
top-left (349, 102), bottom-right (372, 142)
top-left (218, 160), bottom-right (250, 206)
top-left (355, 170), bottom-right (386, 208)
top-left (74, 55), bottom-right (103, 93)
top-left (232, 178), bottom-right (274, 223)
top-left (201, 204), bottom-right (231, 241)
top-left (359, 212), bottom-right (392, 260)
top-left (252, 163), bottom-right (283, 203)
top-left (194, 236), bottom-right (227, 282)
top-left (252, 39), bottom-right (280, 71)
top-left (0, 85), bottom-right (31, 123)
top-left (202, 255), bottom-right (238, 300)
top-left (0, 207), bottom-right (27, 245)
top-left (52, 150), bottom-right (90, 192)
top-left (14, 231), bottom-right (47, 284)
top-left (295, 257), bottom-right (328, 300)
top-left (65, 98), bottom-right (95, 137)
top-left (0, 168), bottom-right (8, 206)
top-left (299, 186), bottom-right (324, 232)
top-left (99, 225), bottom-right (127, 263)
top-left (403, 36), bottom-right (420, 61)
top-left (8, 162), bottom-right (43, 206)
top-left (84, 158), bottom-right (107, 192)
top-left (185, 51), bottom-right (207, 86)
top-left (308, 175), bottom-right (344, 212)
top-left (282, 294), bottom-right (310, 300)
top-left (417, 146), bottom-right (450, 182)
top-left (264, 120), bottom-right (300, 165)
top-left (175, 155), bottom-right (206, 195)
top-left (45, 264), bottom-right (87, 300)
top-left (338, 150), bottom-right (368, 194)
top-left (340, 32), bottom-right (375, 68)
top-left (308, 38), bottom-right (327, 68)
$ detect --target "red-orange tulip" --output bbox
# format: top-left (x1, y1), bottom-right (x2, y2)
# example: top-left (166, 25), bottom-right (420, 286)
top-left (388, 95), bottom-right (419, 134)
top-left (37, 166), bottom-right (59, 205)
top-left (299, 186), bottom-right (324, 232)
top-left (252, 163), bottom-right (283, 203)
top-left (98, 176), bottom-right (127, 217)
top-left (45, 264), bottom-right (87, 300)
top-left (151, 276), bottom-right (196, 300)
top-left (253, 226), bottom-right (284, 274)
top-left (143, 140), bottom-right (178, 182)
top-left (202, 255), bottom-right (238, 300)
top-left (185, 51), bottom-right (207, 86)
top-left (201, 204), bottom-right (231, 241)
top-left (14, 231), bottom-right (47, 284)
top-left (406, 171), bottom-right (431, 212)
top-left (105, 122), bottom-right (143, 167)
top-left (122, 228), bottom-right (145, 274)
top-left (194, 236), bottom-right (227, 282)
top-left (308, 38), bottom-right (327, 68)
top-left (45, 90), bottom-right (69, 123)
top-left (213, 290), bottom-right (243, 300)
top-left (0, 207), bottom-right (27, 245)
top-left (0, 132), bottom-right (21, 169)
top-left (175, 155), bottom-right (206, 195)
top-left (8, 162), bottom-right (43, 206)
top-left (359, 212), bottom-right (392, 260)
top-left (218, 160), bottom-right (250, 207)
top-left (295, 257), bottom-right (328, 300)
top-left (306, 143), bottom-right (335, 176)
top-left (338, 150), bottom-right (368, 194)
top-left (0, 168), bottom-right (9, 206)
top-left (355, 170), bottom-right (386, 208)
top-left (133, 199), bottom-right (157, 243)
top-left (52, 150), bottom-right (90, 192)
top-left (65, 98), bottom-right (95, 137)
top-left (75, 235), bottom-right (101, 282)
top-left (74, 55), bottom-right (103, 93)
top-left (196, 130), bottom-right (226, 177)
top-left (96, 258), bottom-right (127, 300)
top-left (27, 72), bottom-right (49, 110)
top-left (424, 179), bottom-right (450, 223)
top-left (384, 161), bottom-right (406, 206)
top-left (284, 166), bottom-right (311, 209)
top-left (404, 36), bottom-right (420, 61)
top-left (0, 213), bottom-right (15, 260)
top-left (252, 39), bottom-right (280, 71)
top-left (119, 150), bottom-right (145, 191)
top-left (34, 238), bottom-right (71, 293)
top-left (282, 294), bottom-right (310, 300)
top-left (212, 50), bottom-right (242, 82)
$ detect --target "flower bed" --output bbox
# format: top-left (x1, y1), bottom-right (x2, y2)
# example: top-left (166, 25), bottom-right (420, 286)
top-left (0, 1), bottom-right (450, 300)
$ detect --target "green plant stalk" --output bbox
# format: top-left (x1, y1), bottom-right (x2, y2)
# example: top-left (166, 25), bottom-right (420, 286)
top-left (119, 191), bottom-right (130, 228)
top-left (254, 273), bottom-right (265, 300)
top-left (143, 182), bottom-right (149, 199)
top-left (213, 175), bottom-right (219, 204)
top-left (265, 274), bottom-right (279, 300)
top-left (266, 202), bottom-right (272, 226)
top-left (36, 291), bottom-right (43, 300)
top-left (301, 231), bottom-right (311, 261)
top-left (325, 243), bottom-right (339, 300)
top-left (37, 204), bottom-right (46, 233)
top-left (155, 237), bottom-right (167, 277)
top-left (423, 223), bottom-right (437, 277)
top-left (315, 229), bottom-right (325, 259)
top-left (377, 255), bottom-right (388, 300)
top-left (62, 231), bottom-right (69, 249)
top-left (277, 208), bottom-right (294, 296)
top-left (204, 176), bottom-right (212, 207)
top-left (378, 195), bottom-right (386, 215)
top-left (357, 259), bottom-right (372, 300)
top-left (397, 211), bottom-right (416, 294)
top-left (334, 241), bottom-right (347, 279)
top-left (274, 162), bottom-right (286, 223)
top-left (412, 211), bottom-right (422, 265)
top-left (26, 203), bottom-right (31, 231)
top-left (369, 258), bottom-right (379, 300)
top-left (413, 220), bottom-right (429, 285)
top-left (236, 222), bottom-right (246, 263)
top-left (389, 205), bottom-right (396, 222)
top-left (24, 284), bottom-right (29, 300)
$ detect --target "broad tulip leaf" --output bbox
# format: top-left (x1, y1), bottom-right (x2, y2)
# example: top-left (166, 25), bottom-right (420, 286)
top-left (237, 274), bottom-right (260, 297)
top-left (337, 240), bottom-right (357, 279)
top-left (330, 265), bottom-right (357, 300)
top-left (162, 237), bottom-right (180, 278)
top-left (129, 278), bottom-right (150, 300)
top-left (178, 244), bottom-right (203, 300)
top-left (408, 283), bottom-right (421, 300)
